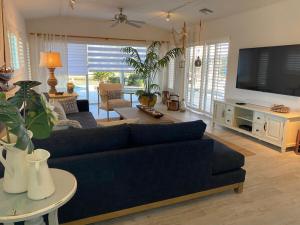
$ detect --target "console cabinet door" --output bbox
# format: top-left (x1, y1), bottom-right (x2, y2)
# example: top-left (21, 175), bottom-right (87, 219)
top-left (264, 115), bottom-right (285, 145)
top-left (214, 102), bottom-right (226, 124)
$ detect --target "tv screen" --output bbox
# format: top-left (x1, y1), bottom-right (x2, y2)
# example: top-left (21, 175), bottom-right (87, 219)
top-left (236, 44), bottom-right (300, 97)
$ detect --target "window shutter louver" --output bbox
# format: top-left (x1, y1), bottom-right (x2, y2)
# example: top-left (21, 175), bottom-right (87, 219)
top-left (185, 41), bottom-right (229, 115)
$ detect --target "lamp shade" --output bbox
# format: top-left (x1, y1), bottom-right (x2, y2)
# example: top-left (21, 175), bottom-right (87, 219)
top-left (39, 52), bottom-right (63, 68)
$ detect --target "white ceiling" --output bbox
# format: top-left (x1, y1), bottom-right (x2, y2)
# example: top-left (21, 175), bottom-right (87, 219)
top-left (12, 0), bottom-right (283, 30)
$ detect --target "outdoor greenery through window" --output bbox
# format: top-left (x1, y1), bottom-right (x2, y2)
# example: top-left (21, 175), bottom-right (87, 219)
top-left (67, 43), bottom-right (147, 104)
top-left (185, 41), bottom-right (229, 115)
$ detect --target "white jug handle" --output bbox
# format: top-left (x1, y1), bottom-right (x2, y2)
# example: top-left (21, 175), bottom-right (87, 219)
top-left (35, 162), bottom-right (41, 186)
top-left (0, 146), bottom-right (14, 176)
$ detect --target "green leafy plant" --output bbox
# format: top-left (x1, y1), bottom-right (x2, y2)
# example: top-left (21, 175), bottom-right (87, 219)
top-left (126, 73), bottom-right (143, 87)
top-left (121, 41), bottom-right (182, 99)
top-left (0, 81), bottom-right (57, 153)
top-left (93, 72), bottom-right (114, 83)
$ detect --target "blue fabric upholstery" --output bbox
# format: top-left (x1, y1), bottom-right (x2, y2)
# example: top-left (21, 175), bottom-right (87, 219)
top-left (48, 139), bottom-right (215, 223)
top-left (212, 140), bottom-right (245, 174)
top-left (33, 125), bottom-right (130, 158)
top-left (0, 121), bottom-right (246, 224)
top-left (67, 112), bottom-right (97, 129)
top-left (76, 99), bottom-right (89, 112)
top-left (129, 120), bottom-right (207, 146)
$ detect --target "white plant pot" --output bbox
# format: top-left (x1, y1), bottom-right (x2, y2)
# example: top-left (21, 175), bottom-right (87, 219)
top-left (26, 149), bottom-right (55, 200)
top-left (0, 131), bottom-right (32, 194)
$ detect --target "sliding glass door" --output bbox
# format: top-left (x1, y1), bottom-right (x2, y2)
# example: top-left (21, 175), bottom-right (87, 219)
top-left (185, 41), bottom-right (229, 115)
top-left (68, 43), bottom-right (146, 104)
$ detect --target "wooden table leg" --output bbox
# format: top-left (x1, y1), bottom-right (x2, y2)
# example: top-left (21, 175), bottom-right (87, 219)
top-left (295, 130), bottom-right (300, 154)
top-left (48, 210), bottom-right (59, 225)
top-left (24, 216), bottom-right (46, 225)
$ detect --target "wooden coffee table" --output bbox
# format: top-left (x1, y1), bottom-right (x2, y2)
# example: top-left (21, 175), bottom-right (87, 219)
top-left (114, 107), bottom-right (179, 124)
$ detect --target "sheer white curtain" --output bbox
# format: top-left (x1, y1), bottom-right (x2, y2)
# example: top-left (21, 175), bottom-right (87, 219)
top-left (28, 34), bottom-right (68, 93)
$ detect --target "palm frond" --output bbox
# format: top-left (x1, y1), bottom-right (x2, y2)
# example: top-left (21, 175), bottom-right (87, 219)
top-left (147, 41), bottom-right (161, 54)
top-left (121, 47), bottom-right (142, 63)
top-left (158, 48), bottom-right (182, 68)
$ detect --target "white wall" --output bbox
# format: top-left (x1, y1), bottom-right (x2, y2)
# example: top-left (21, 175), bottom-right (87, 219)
top-left (1, 0), bottom-right (29, 82)
top-left (192, 0), bottom-right (300, 110)
top-left (26, 16), bottom-right (171, 43)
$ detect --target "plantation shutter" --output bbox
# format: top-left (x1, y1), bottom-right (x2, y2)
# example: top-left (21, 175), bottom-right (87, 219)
top-left (185, 41), bottom-right (229, 115)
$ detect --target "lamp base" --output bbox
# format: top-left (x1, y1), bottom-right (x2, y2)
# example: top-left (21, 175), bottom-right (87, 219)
top-left (47, 68), bottom-right (58, 94)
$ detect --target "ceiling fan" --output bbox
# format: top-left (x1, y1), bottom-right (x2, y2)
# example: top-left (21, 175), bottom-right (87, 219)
top-left (111, 8), bottom-right (146, 28)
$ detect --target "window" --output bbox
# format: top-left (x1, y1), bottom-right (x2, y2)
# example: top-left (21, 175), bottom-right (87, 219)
top-left (8, 33), bottom-right (20, 70)
top-left (168, 58), bottom-right (175, 89)
top-left (185, 41), bottom-right (229, 115)
top-left (67, 43), bottom-right (147, 104)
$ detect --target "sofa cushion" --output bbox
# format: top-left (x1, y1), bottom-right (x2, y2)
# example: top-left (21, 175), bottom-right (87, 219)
top-left (33, 125), bottom-right (130, 158)
top-left (129, 120), bottom-right (207, 146)
top-left (212, 140), bottom-right (245, 175)
top-left (67, 112), bottom-right (97, 129)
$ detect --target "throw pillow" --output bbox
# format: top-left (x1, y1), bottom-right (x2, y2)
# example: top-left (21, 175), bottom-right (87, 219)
top-left (52, 101), bottom-right (67, 120)
top-left (58, 98), bottom-right (79, 114)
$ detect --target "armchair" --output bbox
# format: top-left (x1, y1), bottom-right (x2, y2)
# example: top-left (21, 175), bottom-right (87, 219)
top-left (98, 83), bottom-right (131, 119)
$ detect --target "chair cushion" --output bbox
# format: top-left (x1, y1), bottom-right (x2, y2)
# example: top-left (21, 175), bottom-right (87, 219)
top-left (33, 125), bottom-right (130, 158)
top-left (107, 99), bottom-right (131, 110)
top-left (212, 140), bottom-right (245, 175)
top-left (129, 120), bottom-right (207, 146)
top-left (67, 112), bottom-right (97, 129)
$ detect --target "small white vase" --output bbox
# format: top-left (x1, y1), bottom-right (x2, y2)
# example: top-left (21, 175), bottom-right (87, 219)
top-left (0, 131), bottom-right (32, 194)
top-left (26, 149), bottom-right (55, 200)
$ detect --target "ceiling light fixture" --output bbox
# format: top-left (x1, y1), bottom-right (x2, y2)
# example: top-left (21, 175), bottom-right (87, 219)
top-left (166, 12), bottom-right (171, 22)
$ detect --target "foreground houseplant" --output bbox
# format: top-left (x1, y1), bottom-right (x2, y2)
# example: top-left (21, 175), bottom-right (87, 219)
top-left (122, 41), bottom-right (182, 107)
top-left (0, 80), bottom-right (56, 194)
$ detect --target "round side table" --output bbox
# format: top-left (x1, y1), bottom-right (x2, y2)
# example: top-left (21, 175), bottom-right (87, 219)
top-left (0, 169), bottom-right (77, 225)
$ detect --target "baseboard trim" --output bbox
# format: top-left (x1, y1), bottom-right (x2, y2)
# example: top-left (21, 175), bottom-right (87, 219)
top-left (62, 182), bottom-right (243, 225)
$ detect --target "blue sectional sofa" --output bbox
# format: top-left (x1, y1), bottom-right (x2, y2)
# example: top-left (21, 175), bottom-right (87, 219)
top-left (28, 120), bottom-right (246, 225)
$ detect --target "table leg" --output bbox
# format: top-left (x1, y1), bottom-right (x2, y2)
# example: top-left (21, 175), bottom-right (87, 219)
top-left (24, 216), bottom-right (46, 225)
top-left (130, 93), bottom-right (133, 107)
top-left (48, 210), bottom-right (59, 225)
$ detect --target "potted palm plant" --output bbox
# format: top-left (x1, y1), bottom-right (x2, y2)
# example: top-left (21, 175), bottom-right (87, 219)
top-left (122, 41), bottom-right (182, 107)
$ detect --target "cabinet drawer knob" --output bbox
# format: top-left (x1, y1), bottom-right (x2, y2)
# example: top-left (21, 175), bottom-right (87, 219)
top-left (228, 109), bottom-right (231, 112)
top-left (257, 117), bottom-right (260, 120)
top-left (227, 120), bottom-right (230, 122)
top-left (256, 129), bottom-right (259, 132)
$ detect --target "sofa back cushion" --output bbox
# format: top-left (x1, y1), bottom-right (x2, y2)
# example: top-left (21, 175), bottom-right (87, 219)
top-left (33, 125), bottom-right (130, 158)
top-left (129, 120), bottom-right (207, 146)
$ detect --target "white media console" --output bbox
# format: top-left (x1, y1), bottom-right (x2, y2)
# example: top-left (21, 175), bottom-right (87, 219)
top-left (212, 99), bottom-right (300, 152)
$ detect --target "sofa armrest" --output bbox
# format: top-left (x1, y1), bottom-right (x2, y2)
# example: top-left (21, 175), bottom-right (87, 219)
top-left (77, 99), bottom-right (89, 112)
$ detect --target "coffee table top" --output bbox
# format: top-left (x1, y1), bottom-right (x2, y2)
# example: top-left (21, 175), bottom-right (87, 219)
top-left (114, 107), bottom-right (179, 124)
top-left (0, 169), bottom-right (77, 223)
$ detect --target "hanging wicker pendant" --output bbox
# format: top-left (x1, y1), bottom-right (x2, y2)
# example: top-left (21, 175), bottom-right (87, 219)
top-left (194, 56), bottom-right (202, 67)
top-left (194, 20), bottom-right (202, 68)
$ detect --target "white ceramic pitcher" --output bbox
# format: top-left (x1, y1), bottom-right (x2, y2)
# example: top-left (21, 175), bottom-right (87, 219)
top-left (0, 132), bottom-right (32, 194)
top-left (26, 149), bottom-right (55, 200)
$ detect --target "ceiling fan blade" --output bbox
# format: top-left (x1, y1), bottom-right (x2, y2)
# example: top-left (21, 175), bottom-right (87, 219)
top-left (126, 22), bottom-right (141, 28)
top-left (128, 20), bottom-right (146, 24)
